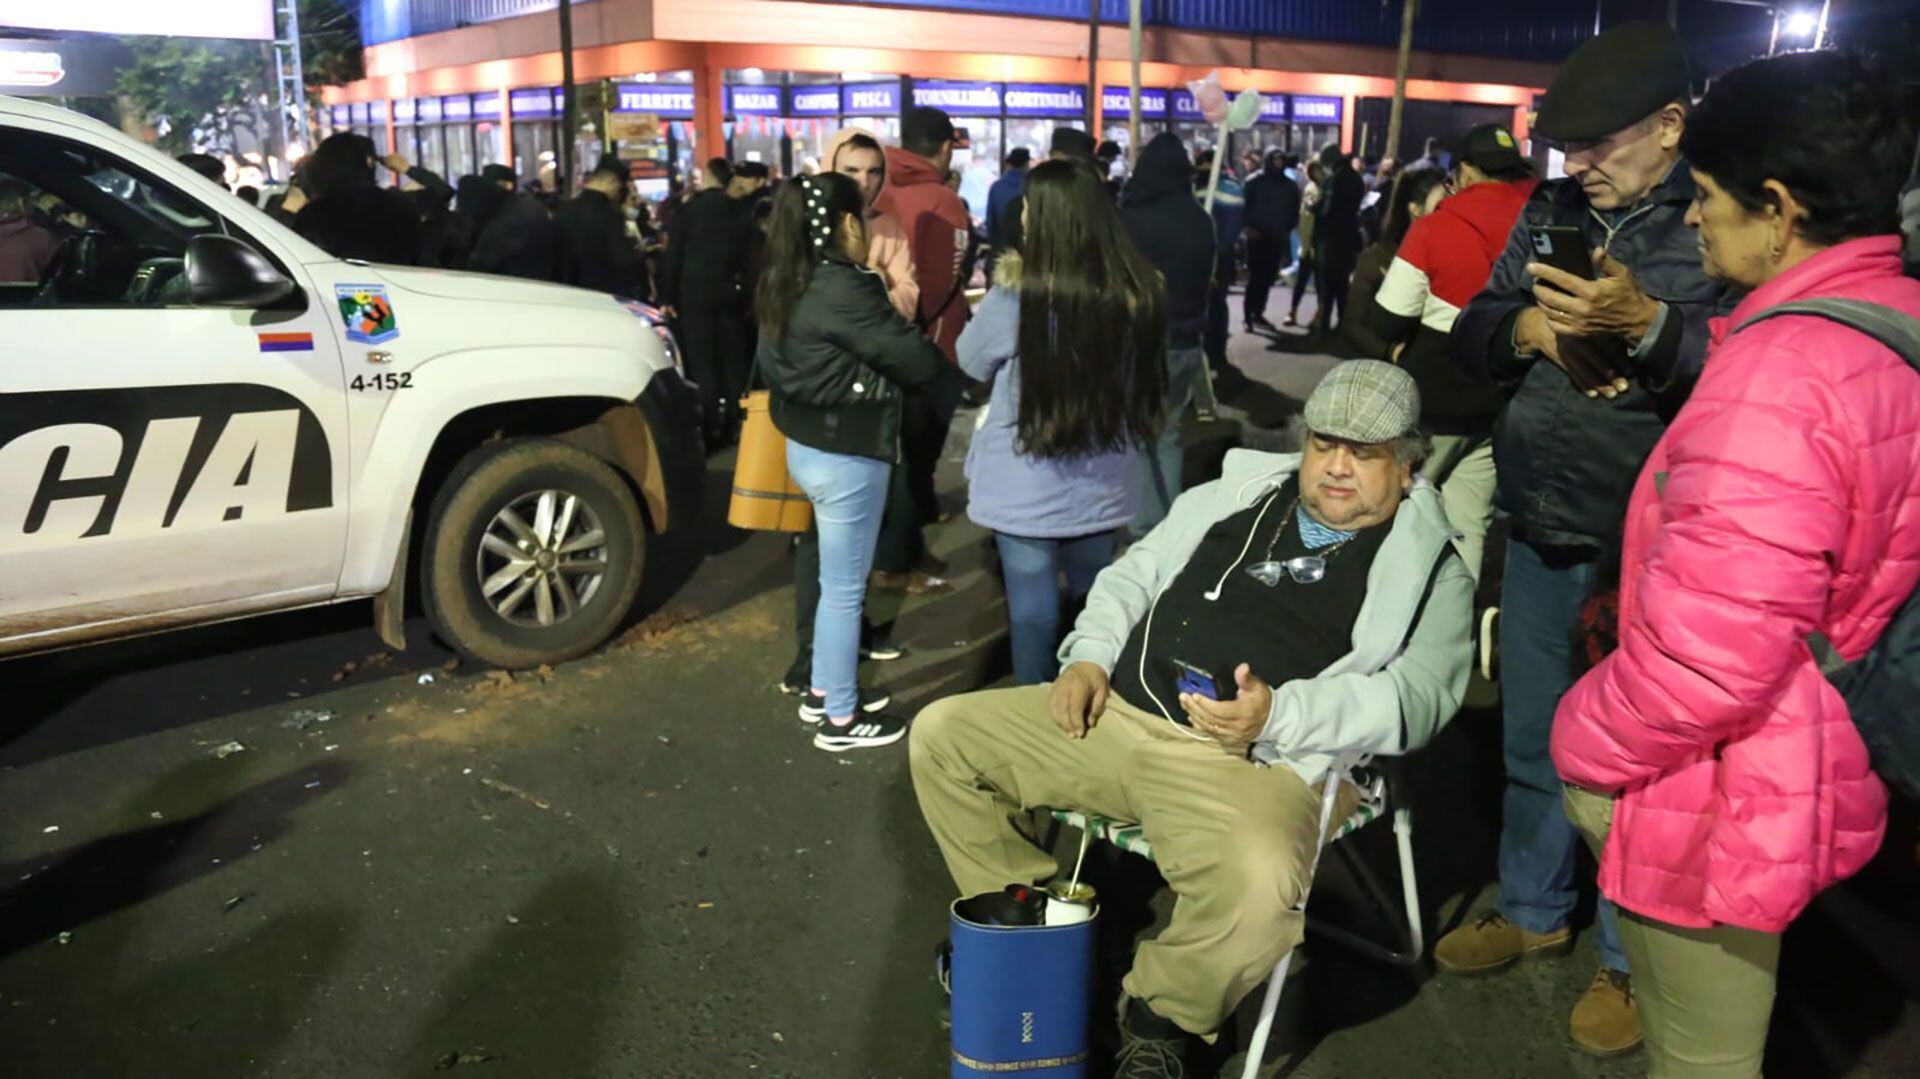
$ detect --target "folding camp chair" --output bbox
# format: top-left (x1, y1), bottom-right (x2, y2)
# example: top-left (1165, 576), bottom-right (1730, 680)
top-left (1046, 759), bottom-right (1423, 1078)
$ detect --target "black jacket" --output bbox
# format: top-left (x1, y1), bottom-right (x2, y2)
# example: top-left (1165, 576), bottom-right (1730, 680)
top-left (1314, 166), bottom-right (1365, 263)
top-left (760, 259), bottom-right (947, 462)
top-left (556, 188), bottom-right (645, 297)
top-left (659, 188), bottom-right (756, 311)
top-left (1453, 164), bottom-right (1739, 552)
top-left (293, 185), bottom-right (422, 266)
top-left (1121, 133), bottom-right (1215, 349)
top-left (1243, 167), bottom-right (1300, 242)
top-left (469, 191), bottom-right (560, 281)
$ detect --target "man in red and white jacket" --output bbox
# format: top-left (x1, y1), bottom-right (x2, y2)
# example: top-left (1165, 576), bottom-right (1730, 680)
top-left (1368, 124), bottom-right (1538, 578)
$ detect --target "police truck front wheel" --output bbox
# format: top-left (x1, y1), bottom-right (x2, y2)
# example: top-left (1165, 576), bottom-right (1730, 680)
top-left (422, 439), bottom-right (645, 669)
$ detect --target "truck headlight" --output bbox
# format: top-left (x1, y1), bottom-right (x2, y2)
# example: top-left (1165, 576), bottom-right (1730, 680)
top-left (619, 299), bottom-right (685, 375)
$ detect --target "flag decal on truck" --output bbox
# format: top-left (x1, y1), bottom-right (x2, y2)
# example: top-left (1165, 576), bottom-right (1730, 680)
top-left (257, 331), bottom-right (314, 353)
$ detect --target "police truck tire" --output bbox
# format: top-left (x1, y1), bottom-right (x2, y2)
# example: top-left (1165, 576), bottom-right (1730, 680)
top-left (422, 438), bottom-right (645, 669)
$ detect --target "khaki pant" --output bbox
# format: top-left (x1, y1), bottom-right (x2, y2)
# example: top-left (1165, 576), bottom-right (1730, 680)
top-left (1421, 433), bottom-right (1498, 581)
top-left (909, 684), bottom-right (1356, 1037)
top-left (1563, 787), bottom-right (1782, 1078)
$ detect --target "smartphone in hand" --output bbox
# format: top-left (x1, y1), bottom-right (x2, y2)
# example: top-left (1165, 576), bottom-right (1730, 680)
top-left (1173, 659), bottom-right (1229, 702)
top-left (1529, 226), bottom-right (1596, 283)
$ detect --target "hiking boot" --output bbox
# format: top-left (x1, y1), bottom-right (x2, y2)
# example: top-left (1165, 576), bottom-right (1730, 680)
top-left (1114, 995), bottom-right (1198, 1079)
top-left (1433, 911), bottom-right (1573, 974)
top-left (811, 712), bottom-right (908, 752)
top-left (1571, 967), bottom-right (1642, 1056)
top-left (797, 687), bottom-right (892, 725)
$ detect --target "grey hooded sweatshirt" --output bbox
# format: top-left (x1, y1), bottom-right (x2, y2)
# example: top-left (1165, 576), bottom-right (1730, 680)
top-left (1059, 448), bottom-right (1475, 783)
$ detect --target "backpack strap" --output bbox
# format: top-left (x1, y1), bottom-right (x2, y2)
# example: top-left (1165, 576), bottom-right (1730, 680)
top-left (1734, 298), bottom-right (1920, 374)
top-left (1734, 297), bottom-right (1920, 673)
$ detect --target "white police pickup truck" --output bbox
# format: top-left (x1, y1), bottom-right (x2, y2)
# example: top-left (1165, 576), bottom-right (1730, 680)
top-left (0, 97), bottom-right (704, 669)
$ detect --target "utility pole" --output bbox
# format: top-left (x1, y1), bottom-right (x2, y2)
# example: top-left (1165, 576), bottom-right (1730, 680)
top-left (1085, 0), bottom-right (1100, 136)
top-left (271, 0), bottom-right (310, 179)
top-left (1385, 0), bottom-right (1417, 163)
top-left (1128, 0), bottom-right (1142, 161)
top-left (559, 0), bottom-right (577, 193)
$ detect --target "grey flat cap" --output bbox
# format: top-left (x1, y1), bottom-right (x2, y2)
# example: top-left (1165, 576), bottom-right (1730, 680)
top-left (1303, 360), bottom-right (1421, 444)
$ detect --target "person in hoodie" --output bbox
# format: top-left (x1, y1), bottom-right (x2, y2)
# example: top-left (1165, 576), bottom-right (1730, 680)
top-left (826, 128), bottom-right (919, 319)
top-left (1368, 125), bottom-right (1537, 579)
top-left (468, 163), bottom-right (561, 282)
top-left (1121, 133), bottom-right (1216, 539)
top-left (878, 106), bottom-right (974, 363)
top-left (1311, 144), bottom-right (1366, 334)
top-left (775, 129), bottom-right (929, 699)
top-left (291, 133), bottom-right (422, 266)
top-left (956, 159), bottom-right (1168, 685)
top-left (1554, 51), bottom-right (1915, 1076)
top-left (1242, 150), bottom-right (1302, 332)
top-left (874, 106), bottom-right (976, 589)
top-left (757, 172), bottom-right (948, 751)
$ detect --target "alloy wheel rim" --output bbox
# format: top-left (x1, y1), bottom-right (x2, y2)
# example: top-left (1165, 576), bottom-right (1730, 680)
top-left (475, 489), bottom-right (609, 628)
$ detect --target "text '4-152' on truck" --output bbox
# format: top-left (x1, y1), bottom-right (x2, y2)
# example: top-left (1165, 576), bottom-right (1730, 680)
top-left (0, 96), bottom-right (705, 670)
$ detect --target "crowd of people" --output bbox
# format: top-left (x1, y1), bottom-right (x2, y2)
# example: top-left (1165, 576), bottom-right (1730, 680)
top-left (742, 23), bottom-right (1920, 1079)
top-left (39, 29), bottom-right (1909, 1076)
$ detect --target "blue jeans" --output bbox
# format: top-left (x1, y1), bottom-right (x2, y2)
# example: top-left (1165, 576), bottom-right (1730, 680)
top-left (995, 531), bottom-right (1117, 686)
top-left (1132, 345), bottom-right (1206, 540)
top-left (1498, 535), bottom-right (1628, 973)
top-left (786, 441), bottom-right (891, 720)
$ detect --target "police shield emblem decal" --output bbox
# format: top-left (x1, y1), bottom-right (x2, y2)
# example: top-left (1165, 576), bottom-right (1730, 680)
top-left (335, 285), bottom-right (400, 345)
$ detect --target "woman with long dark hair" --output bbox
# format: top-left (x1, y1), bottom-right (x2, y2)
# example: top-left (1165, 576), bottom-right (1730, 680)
top-left (757, 172), bottom-right (947, 751)
top-left (957, 159), bottom-right (1168, 685)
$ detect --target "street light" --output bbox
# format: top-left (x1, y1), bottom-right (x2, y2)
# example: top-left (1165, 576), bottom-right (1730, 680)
top-left (1782, 10), bottom-right (1819, 37)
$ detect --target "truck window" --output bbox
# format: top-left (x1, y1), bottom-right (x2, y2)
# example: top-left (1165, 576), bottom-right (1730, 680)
top-left (0, 128), bottom-right (231, 308)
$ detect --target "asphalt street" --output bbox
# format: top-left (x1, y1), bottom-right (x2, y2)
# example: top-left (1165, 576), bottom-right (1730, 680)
top-left (3, 316), bottom-right (1917, 1078)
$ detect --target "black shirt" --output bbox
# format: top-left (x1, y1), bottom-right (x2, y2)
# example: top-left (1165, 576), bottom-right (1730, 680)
top-left (1111, 478), bottom-right (1390, 720)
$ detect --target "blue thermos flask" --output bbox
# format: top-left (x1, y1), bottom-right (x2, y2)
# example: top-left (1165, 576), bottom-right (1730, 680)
top-left (944, 884), bottom-right (1097, 1077)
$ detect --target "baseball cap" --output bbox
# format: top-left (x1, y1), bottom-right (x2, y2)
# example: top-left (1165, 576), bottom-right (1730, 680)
top-left (1452, 124), bottom-right (1526, 173)
top-left (480, 163), bottom-right (517, 186)
top-left (1050, 126), bottom-right (1096, 162)
top-left (1303, 360), bottom-right (1421, 444)
top-left (903, 106), bottom-right (956, 149)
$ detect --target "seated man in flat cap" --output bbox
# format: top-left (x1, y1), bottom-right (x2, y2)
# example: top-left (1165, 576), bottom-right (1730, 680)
top-left (910, 361), bottom-right (1474, 1078)
top-left (1444, 19), bottom-right (1739, 1057)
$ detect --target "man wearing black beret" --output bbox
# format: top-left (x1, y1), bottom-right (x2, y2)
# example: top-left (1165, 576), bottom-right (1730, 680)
top-left (1443, 20), bottom-right (1739, 1059)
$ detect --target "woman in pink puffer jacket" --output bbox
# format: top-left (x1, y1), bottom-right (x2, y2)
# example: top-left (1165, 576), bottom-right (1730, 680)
top-left (1551, 51), bottom-right (1919, 1077)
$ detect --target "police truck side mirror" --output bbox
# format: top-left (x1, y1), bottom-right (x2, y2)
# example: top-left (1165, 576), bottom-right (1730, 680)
top-left (185, 234), bottom-right (297, 308)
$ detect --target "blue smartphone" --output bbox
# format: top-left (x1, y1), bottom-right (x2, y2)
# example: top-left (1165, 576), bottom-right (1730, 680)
top-left (1172, 659), bottom-right (1227, 701)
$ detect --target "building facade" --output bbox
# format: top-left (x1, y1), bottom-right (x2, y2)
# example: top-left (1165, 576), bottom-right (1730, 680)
top-left (325, 0), bottom-right (1576, 204)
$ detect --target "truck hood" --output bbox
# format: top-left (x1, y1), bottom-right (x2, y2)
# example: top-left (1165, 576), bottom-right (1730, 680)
top-left (356, 264), bottom-right (623, 312)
